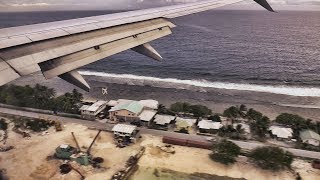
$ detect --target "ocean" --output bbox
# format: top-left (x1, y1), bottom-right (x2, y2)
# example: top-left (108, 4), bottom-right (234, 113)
top-left (1, 10), bottom-right (320, 96)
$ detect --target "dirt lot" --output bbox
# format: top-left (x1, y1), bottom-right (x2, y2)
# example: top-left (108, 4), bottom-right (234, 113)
top-left (0, 118), bottom-right (141, 180)
top-left (135, 135), bottom-right (320, 180)
top-left (1, 117), bottom-right (320, 180)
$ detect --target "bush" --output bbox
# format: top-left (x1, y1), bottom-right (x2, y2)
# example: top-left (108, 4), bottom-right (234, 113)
top-left (170, 102), bottom-right (191, 113)
top-left (210, 139), bottom-right (240, 165)
top-left (223, 106), bottom-right (240, 118)
top-left (0, 118), bottom-right (8, 130)
top-left (249, 146), bottom-right (293, 171)
top-left (189, 105), bottom-right (212, 117)
top-left (208, 114), bottom-right (221, 122)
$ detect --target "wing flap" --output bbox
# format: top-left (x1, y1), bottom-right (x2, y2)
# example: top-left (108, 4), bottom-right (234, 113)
top-left (0, 0), bottom-right (244, 49)
top-left (0, 59), bottom-right (20, 86)
top-left (40, 26), bottom-right (172, 79)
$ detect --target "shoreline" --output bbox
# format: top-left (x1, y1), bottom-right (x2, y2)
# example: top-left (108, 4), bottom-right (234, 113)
top-left (10, 73), bottom-right (320, 121)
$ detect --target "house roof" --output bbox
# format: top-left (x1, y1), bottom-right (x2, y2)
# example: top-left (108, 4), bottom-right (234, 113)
top-left (139, 100), bottom-right (159, 109)
top-left (300, 130), bottom-right (320, 141)
top-left (112, 124), bottom-right (137, 134)
top-left (79, 105), bottom-right (90, 111)
top-left (110, 101), bottom-right (143, 114)
top-left (198, 120), bottom-right (223, 130)
top-left (86, 100), bottom-right (107, 112)
top-left (176, 117), bottom-right (196, 127)
top-left (154, 114), bottom-right (175, 125)
top-left (269, 126), bottom-right (293, 139)
top-left (139, 110), bottom-right (157, 122)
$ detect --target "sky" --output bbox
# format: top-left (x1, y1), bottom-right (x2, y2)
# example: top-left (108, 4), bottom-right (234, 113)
top-left (0, 0), bottom-right (319, 11)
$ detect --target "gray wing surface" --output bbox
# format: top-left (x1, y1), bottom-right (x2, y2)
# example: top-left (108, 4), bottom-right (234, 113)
top-left (0, 0), bottom-right (274, 91)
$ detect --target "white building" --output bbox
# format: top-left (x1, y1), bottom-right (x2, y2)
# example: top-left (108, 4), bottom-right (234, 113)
top-left (198, 120), bottom-right (223, 133)
top-left (154, 114), bottom-right (176, 128)
top-left (269, 126), bottom-right (293, 140)
top-left (108, 99), bottom-right (159, 110)
top-left (112, 124), bottom-right (137, 138)
top-left (80, 100), bottom-right (108, 120)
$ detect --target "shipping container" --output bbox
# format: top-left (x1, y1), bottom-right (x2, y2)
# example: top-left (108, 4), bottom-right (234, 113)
top-left (163, 136), bottom-right (187, 146)
top-left (162, 136), bottom-right (212, 149)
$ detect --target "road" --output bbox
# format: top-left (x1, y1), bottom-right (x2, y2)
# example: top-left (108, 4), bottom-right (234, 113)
top-left (0, 107), bottom-right (319, 160)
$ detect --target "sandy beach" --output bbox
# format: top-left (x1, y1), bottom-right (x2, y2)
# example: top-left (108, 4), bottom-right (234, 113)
top-left (11, 72), bottom-right (320, 121)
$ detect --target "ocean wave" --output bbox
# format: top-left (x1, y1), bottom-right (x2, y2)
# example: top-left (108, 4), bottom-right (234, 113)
top-left (79, 71), bottom-right (320, 97)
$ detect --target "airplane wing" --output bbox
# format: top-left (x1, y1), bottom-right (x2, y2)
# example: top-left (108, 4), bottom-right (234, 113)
top-left (0, 0), bottom-right (274, 91)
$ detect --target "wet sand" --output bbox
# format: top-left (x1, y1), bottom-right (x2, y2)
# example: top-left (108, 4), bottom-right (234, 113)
top-left (11, 72), bottom-right (320, 121)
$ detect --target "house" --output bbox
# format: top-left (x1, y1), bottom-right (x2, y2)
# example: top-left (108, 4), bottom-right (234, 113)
top-left (300, 130), bottom-right (320, 146)
top-left (269, 126), bottom-right (293, 140)
top-left (80, 100), bottom-right (108, 120)
top-left (138, 110), bottom-right (157, 126)
top-left (175, 117), bottom-right (197, 132)
top-left (233, 123), bottom-right (251, 135)
top-left (198, 120), bottom-right (223, 134)
top-left (112, 124), bottom-right (137, 143)
top-left (109, 101), bottom-right (143, 122)
top-left (107, 99), bottom-right (159, 110)
top-left (153, 114), bottom-right (176, 130)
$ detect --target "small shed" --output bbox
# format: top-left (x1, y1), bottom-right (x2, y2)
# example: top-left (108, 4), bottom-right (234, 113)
top-left (269, 126), bottom-right (293, 140)
top-left (112, 124), bottom-right (137, 137)
top-left (300, 130), bottom-right (320, 146)
top-left (153, 115), bottom-right (176, 129)
top-left (175, 117), bottom-right (196, 132)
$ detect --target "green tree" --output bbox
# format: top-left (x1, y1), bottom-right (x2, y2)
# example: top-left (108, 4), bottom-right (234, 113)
top-left (208, 114), bottom-right (221, 122)
top-left (250, 116), bottom-right (270, 139)
top-left (223, 106), bottom-right (239, 118)
top-left (247, 108), bottom-right (263, 120)
top-left (209, 139), bottom-right (241, 165)
top-left (170, 102), bottom-right (191, 113)
top-left (239, 104), bottom-right (247, 112)
top-left (0, 118), bottom-right (8, 130)
top-left (189, 105), bottom-right (212, 117)
top-left (249, 146), bottom-right (293, 171)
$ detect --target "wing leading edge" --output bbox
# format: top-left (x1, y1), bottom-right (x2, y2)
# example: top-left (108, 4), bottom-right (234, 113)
top-left (0, 0), bottom-right (274, 91)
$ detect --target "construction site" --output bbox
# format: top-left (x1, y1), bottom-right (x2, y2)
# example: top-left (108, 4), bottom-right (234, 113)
top-left (1, 115), bottom-right (320, 180)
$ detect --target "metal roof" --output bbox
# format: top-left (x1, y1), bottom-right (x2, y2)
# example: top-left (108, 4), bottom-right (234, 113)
top-left (300, 130), bottom-right (320, 141)
top-left (112, 124), bottom-right (137, 134)
top-left (198, 120), bottom-right (223, 130)
top-left (109, 101), bottom-right (143, 114)
top-left (175, 117), bottom-right (196, 127)
top-left (139, 110), bottom-right (157, 122)
top-left (139, 100), bottom-right (159, 110)
top-left (269, 126), bottom-right (293, 139)
top-left (154, 114), bottom-right (176, 125)
top-left (86, 100), bottom-right (107, 112)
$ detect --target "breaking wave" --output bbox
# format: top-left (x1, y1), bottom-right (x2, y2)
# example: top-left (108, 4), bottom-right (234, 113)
top-left (79, 71), bottom-right (320, 97)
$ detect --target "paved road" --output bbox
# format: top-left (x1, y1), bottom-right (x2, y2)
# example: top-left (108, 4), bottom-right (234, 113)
top-left (1, 107), bottom-right (319, 160)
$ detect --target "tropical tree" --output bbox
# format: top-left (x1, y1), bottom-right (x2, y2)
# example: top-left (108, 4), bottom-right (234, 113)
top-left (247, 108), bottom-right (263, 121)
top-left (189, 105), bottom-right (212, 117)
top-left (249, 146), bottom-right (293, 171)
top-left (223, 106), bottom-right (240, 118)
top-left (250, 116), bottom-right (270, 139)
top-left (210, 139), bottom-right (241, 165)
top-left (208, 114), bottom-right (221, 122)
